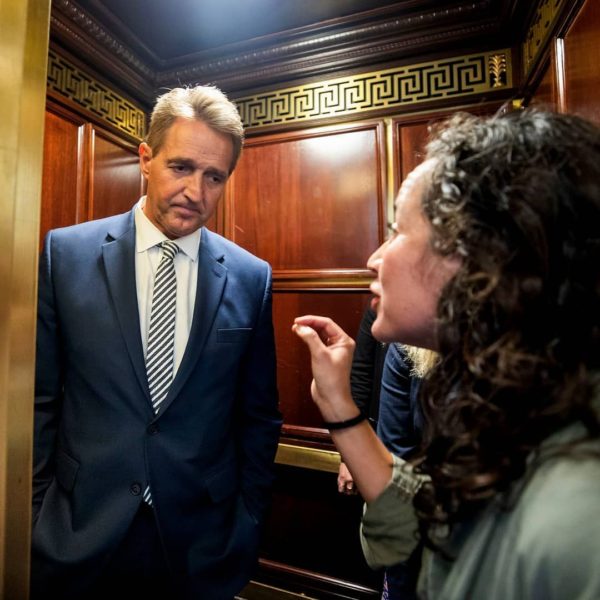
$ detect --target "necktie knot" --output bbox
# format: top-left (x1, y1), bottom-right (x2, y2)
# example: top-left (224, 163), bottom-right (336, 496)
top-left (160, 240), bottom-right (179, 261)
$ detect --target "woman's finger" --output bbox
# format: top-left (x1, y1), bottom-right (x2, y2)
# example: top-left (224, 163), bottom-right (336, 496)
top-left (294, 315), bottom-right (349, 345)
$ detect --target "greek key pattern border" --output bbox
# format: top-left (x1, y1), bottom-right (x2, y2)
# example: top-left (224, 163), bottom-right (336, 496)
top-left (522, 0), bottom-right (565, 75)
top-left (47, 50), bottom-right (146, 139)
top-left (235, 49), bottom-right (512, 129)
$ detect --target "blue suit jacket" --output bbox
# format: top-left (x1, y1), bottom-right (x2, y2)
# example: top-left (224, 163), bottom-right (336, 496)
top-left (32, 209), bottom-right (282, 598)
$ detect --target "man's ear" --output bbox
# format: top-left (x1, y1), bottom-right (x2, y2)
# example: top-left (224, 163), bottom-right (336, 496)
top-left (139, 142), bottom-right (153, 178)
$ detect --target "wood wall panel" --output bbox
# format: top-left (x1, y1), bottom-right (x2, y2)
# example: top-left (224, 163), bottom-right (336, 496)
top-left (228, 123), bottom-right (386, 271)
top-left (91, 130), bottom-right (143, 220)
top-left (391, 107), bottom-right (500, 204)
top-left (273, 291), bottom-right (371, 431)
top-left (40, 110), bottom-right (84, 246)
top-left (41, 103), bottom-right (144, 245)
top-left (563, 0), bottom-right (600, 124)
top-left (259, 464), bottom-right (381, 596)
top-left (397, 122), bottom-right (430, 181)
top-left (531, 59), bottom-right (558, 109)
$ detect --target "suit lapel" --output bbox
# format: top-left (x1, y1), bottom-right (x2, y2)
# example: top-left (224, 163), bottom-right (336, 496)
top-left (159, 228), bottom-right (227, 413)
top-left (101, 211), bottom-right (151, 403)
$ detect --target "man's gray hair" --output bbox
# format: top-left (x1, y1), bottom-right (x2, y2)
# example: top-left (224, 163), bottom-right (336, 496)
top-left (146, 85), bottom-right (244, 173)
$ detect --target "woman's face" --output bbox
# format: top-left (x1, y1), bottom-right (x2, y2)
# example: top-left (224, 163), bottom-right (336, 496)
top-left (368, 160), bottom-right (460, 349)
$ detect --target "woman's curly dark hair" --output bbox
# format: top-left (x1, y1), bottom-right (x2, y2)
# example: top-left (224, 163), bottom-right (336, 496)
top-left (412, 109), bottom-right (600, 550)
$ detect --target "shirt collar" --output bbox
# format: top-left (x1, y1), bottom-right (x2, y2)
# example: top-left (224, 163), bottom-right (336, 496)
top-left (134, 197), bottom-right (201, 261)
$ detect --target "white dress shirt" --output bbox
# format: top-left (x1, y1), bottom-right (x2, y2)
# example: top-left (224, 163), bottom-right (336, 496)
top-left (134, 198), bottom-right (200, 377)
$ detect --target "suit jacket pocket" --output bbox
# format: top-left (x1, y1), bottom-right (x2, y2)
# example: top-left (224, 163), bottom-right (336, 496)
top-left (216, 328), bottom-right (252, 343)
top-left (55, 449), bottom-right (79, 492)
top-left (205, 465), bottom-right (238, 503)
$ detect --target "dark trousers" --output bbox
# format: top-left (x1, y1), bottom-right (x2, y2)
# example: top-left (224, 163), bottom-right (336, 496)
top-left (88, 503), bottom-right (176, 599)
top-left (381, 543), bottom-right (422, 600)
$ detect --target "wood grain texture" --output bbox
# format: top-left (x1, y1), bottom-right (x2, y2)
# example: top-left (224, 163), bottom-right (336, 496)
top-left (563, 0), bottom-right (600, 124)
top-left (40, 110), bottom-right (84, 246)
top-left (397, 121), bottom-right (430, 181)
top-left (273, 291), bottom-right (371, 430)
top-left (227, 122), bottom-right (386, 271)
top-left (259, 464), bottom-right (381, 594)
top-left (90, 129), bottom-right (143, 220)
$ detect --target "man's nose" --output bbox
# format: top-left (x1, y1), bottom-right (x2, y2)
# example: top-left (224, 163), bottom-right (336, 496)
top-left (185, 173), bottom-right (203, 201)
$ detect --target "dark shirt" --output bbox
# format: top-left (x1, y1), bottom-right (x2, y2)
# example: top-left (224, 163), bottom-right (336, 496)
top-left (350, 307), bottom-right (388, 428)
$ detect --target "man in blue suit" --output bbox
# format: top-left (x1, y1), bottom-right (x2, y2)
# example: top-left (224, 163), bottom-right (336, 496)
top-left (32, 85), bottom-right (282, 599)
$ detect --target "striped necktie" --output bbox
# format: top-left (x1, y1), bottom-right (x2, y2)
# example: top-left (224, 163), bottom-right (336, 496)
top-left (143, 240), bottom-right (179, 506)
top-left (146, 240), bottom-right (179, 413)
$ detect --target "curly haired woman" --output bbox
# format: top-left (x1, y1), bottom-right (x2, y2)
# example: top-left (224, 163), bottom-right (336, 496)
top-left (293, 109), bottom-right (600, 599)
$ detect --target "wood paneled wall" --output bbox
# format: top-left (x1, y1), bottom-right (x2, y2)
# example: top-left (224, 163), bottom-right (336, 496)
top-left (531, 56), bottom-right (559, 110)
top-left (40, 100), bottom-right (144, 247)
top-left (562, 0), bottom-right (600, 122)
top-left (227, 121), bottom-right (387, 443)
top-left (227, 122), bottom-right (386, 273)
top-left (531, 0), bottom-right (600, 124)
top-left (91, 131), bottom-right (143, 221)
top-left (40, 108), bottom-right (85, 246)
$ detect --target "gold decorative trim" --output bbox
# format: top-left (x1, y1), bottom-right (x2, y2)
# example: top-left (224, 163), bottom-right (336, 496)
top-left (384, 118), bottom-right (396, 227)
top-left (523, 0), bottom-right (566, 76)
top-left (275, 443), bottom-right (341, 473)
top-left (235, 49), bottom-right (512, 129)
top-left (489, 54), bottom-right (507, 88)
top-left (47, 49), bottom-right (146, 140)
top-left (272, 268), bottom-right (374, 290)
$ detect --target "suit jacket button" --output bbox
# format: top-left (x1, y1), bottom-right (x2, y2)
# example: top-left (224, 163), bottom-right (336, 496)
top-left (147, 423), bottom-right (159, 435)
top-left (130, 483), bottom-right (142, 496)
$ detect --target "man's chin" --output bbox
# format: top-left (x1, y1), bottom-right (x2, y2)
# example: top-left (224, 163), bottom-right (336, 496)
top-left (163, 218), bottom-right (205, 239)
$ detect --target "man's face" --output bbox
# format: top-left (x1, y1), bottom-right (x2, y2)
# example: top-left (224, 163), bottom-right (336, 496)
top-left (139, 117), bottom-right (234, 239)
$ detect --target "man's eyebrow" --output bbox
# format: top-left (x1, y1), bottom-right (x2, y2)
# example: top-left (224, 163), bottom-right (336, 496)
top-left (205, 166), bottom-right (229, 179)
top-left (166, 158), bottom-right (228, 178)
top-left (167, 157), bottom-right (196, 167)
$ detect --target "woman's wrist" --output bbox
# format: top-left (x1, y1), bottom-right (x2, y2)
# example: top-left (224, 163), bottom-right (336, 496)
top-left (324, 412), bottom-right (366, 430)
top-left (316, 390), bottom-right (359, 423)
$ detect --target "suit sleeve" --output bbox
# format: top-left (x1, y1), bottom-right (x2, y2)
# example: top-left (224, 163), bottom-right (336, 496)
top-left (33, 231), bottom-right (64, 521)
top-left (236, 264), bottom-right (282, 523)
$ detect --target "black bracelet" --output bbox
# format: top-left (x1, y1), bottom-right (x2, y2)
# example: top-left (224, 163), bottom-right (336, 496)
top-left (323, 412), bottom-right (367, 431)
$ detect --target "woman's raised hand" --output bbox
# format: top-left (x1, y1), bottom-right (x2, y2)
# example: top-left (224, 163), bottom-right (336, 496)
top-left (292, 315), bottom-right (358, 422)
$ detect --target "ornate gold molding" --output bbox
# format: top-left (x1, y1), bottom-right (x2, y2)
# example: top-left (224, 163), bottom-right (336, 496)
top-left (522, 0), bottom-right (566, 76)
top-left (47, 49), bottom-right (146, 140)
top-left (235, 49), bottom-right (512, 129)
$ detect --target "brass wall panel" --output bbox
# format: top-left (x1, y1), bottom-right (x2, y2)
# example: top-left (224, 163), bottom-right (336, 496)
top-left (47, 49), bottom-right (146, 140)
top-left (235, 49), bottom-right (512, 129)
top-left (0, 0), bottom-right (51, 596)
top-left (275, 444), bottom-right (341, 473)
